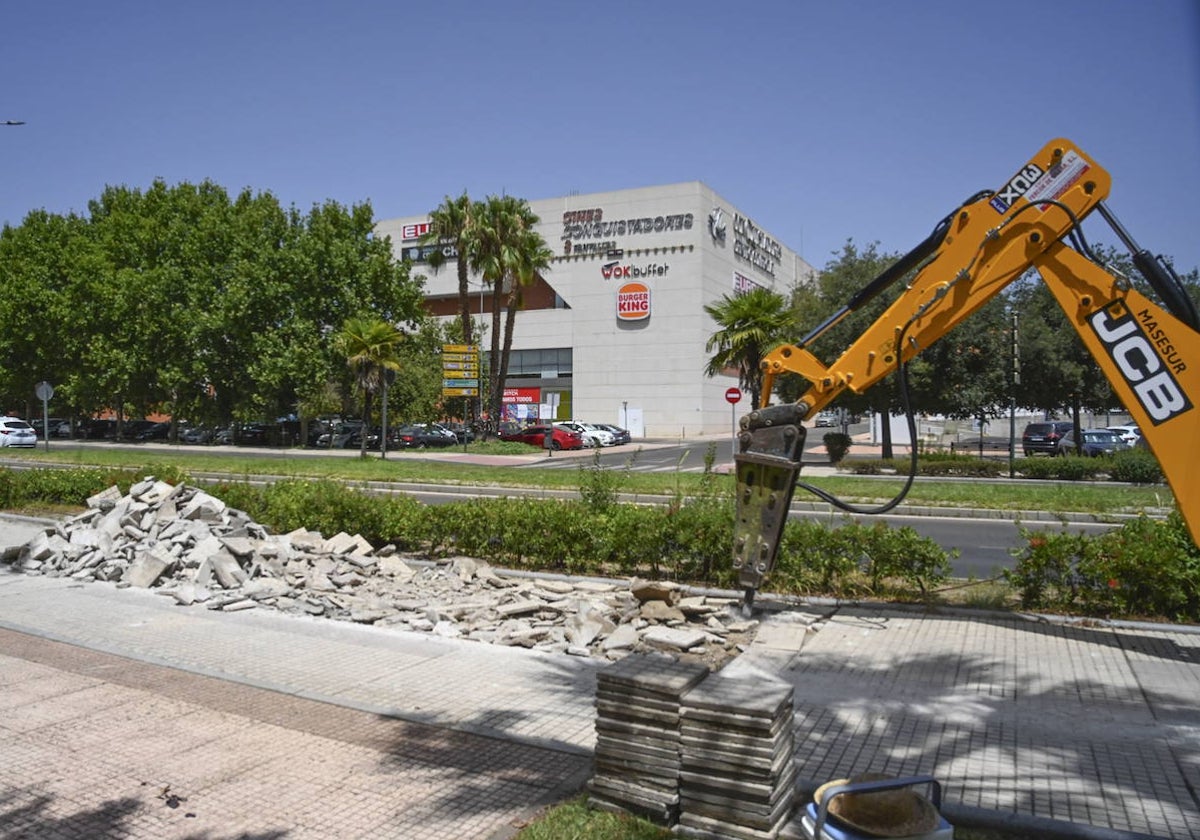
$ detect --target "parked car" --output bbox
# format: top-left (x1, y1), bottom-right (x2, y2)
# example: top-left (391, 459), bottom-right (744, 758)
top-left (0, 417), bottom-right (37, 447)
top-left (499, 424), bottom-right (584, 451)
top-left (134, 421), bottom-right (172, 441)
top-left (390, 423), bottom-right (457, 449)
top-left (1055, 428), bottom-right (1131, 457)
top-left (181, 426), bottom-right (214, 444)
top-left (593, 423), bottom-right (631, 445)
top-left (556, 421), bottom-right (613, 447)
top-left (315, 421), bottom-right (362, 449)
top-left (442, 422), bottom-right (475, 444)
top-left (1021, 421), bottom-right (1074, 456)
top-left (234, 423), bottom-right (273, 445)
top-left (75, 419), bottom-right (117, 440)
top-left (345, 425), bottom-right (381, 450)
top-left (1106, 424), bottom-right (1141, 445)
top-left (29, 417), bottom-right (64, 438)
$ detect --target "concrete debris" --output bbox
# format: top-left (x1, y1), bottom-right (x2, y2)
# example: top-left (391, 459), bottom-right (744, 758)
top-left (3, 479), bottom-right (798, 666)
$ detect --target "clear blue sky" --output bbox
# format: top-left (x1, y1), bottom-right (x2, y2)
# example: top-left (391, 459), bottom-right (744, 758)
top-left (4, 1), bottom-right (1199, 273)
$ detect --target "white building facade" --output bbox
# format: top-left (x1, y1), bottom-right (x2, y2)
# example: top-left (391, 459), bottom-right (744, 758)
top-left (375, 182), bottom-right (815, 438)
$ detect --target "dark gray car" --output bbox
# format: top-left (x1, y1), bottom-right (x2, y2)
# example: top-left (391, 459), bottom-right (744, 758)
top-left (1021, 421), bottom-right (1074, 456)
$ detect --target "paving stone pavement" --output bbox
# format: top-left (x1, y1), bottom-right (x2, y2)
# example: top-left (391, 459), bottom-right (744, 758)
top-left (2, 514), bottom-right (1199, 839)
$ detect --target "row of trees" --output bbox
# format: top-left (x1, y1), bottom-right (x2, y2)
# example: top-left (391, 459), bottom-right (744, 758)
top-left (704, 240), bottom-right (1199, 453)
top-left (0, 179), bottom-right (557, 443)
top-left (0, 180), bottom-right (442, 434)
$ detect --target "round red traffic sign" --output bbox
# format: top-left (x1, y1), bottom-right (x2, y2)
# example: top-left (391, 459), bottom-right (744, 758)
top-left (724, 387), bottom-right (742, 404)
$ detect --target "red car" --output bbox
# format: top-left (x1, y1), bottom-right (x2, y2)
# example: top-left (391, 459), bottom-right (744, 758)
top-left (499, 424), bottom-right (583, 451)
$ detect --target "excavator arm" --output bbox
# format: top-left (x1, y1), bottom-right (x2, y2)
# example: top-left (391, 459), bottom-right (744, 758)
top-left (733, 138), bottom-right (1200, 605)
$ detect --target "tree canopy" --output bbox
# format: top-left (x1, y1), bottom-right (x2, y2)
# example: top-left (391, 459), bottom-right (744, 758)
top-left (0, 179), bottom-right (429, 431)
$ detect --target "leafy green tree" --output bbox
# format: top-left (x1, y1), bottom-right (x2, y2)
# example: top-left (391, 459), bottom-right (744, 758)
top-left (0, 210), bottom-right (91, 418)
top-left (0, 180), bottom-right (427, 440)
top-left (703, 287), bottom-right (792, 408)
top-left (335, 315), bottom-right (404, 457)
top-left (799, 241), bottom-right (905, 455)
top-left (388, 318), bottom-right (453, 424)
top-left (903, 292), bottom-right (1013, 423)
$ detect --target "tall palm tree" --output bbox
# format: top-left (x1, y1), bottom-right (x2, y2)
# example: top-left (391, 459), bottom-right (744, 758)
top-left (422, 192), bottom-right (479, 349)
top-left (470, 196), bottom-right (552, 433)
top-left (704, 287), bottom-right (792, 408)
top-left (335, 315), bottom-right (404, 457)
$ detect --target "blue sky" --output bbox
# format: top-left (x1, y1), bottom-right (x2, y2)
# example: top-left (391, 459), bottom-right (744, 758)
top-left (4, 1), bottom-right (1199, 274)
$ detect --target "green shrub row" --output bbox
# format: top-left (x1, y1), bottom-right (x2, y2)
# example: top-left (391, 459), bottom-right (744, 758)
top-left (1006, 511), bottom-right (1200, 622)
top-left (843, 449), bottom-right (1163, 483)
top-left (0, 462), bottom-right (192, 509)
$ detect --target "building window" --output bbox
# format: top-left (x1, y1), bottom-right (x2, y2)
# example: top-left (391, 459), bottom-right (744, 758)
top-left (502, 348), bottom-right (573, 378)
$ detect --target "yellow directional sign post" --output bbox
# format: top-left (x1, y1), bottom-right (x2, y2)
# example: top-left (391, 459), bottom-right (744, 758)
top-left (442, 344), bottom-right (480, 398)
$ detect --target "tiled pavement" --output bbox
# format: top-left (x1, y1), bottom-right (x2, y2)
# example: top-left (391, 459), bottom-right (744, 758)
top-left (2, 514), bottom-right (1200, 839)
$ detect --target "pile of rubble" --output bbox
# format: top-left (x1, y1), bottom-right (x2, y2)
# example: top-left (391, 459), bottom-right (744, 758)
top-left (5, 478), bottom-right (762, 667)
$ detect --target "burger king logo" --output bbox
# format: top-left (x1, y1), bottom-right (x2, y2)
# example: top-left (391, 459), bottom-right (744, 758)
top-left (617, 281), bottom-right (651, 321)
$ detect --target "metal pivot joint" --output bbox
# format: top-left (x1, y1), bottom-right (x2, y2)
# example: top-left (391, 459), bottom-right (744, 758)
top-left (732, 404), bottom-right (807, 605)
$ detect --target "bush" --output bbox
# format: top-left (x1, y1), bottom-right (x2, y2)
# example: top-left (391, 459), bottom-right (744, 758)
top-left (847, 459), bottom-right (889, 475)
top-left (1007, 513), bottom-right (1200, 621)
top-left (1106, 449), bottom-right (1163, 484)
top-left (823, 432), bottom-right (852, 464)
top-left (1016, 456), bottom-right (1102, 481)
top-left (916, 454), bottom-right (1003, 477)
top-left (773, 517), bottom-right (953, 600)
top-left (0, 463), bottom-right (199, 512)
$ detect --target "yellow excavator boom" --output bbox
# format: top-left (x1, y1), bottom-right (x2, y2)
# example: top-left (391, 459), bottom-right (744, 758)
top-left (733, 139), bottom-right (1200, 605)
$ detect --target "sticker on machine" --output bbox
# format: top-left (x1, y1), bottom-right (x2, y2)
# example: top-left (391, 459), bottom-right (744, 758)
top-left (1024, 149), bottom-right (1090, 207)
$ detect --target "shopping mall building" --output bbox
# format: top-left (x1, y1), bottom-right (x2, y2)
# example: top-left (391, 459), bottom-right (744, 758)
top-left (375, 183), bottom-right (815, 439)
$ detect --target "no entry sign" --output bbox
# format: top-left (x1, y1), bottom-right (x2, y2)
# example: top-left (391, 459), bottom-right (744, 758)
top-left (725, 387), bottom-right (742, 404)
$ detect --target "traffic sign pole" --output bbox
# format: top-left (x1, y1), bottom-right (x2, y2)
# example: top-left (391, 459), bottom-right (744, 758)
top-left (724, 387), bottom-right (742, 458)
top-left (35, 381), bottom-right (54, 452)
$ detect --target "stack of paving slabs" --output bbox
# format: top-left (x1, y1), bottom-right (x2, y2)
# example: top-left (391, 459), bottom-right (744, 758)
top-left (588, 653), bottom-right (708, 824)
top-left (676, 676), bottom-right (796, 840)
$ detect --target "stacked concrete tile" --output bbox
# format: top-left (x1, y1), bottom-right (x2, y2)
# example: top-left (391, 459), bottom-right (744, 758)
top-left (588, 653), bottom-right (708, 824)
top-left (676, 676), bottom-right (796, 840)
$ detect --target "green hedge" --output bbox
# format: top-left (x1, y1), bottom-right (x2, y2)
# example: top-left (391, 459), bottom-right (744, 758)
top-left (1007, 511), bottom-right (1200, 621)
top-left (844, 451), bottom-right (1163, 484)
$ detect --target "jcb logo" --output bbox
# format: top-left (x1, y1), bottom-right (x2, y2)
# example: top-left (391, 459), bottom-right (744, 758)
top-left (1089, 302), bottom-right (1192, 424)
top-left (989, 163), bottom-right (1045, 214)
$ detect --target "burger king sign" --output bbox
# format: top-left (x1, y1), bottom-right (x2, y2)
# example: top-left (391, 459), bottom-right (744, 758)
top-left (616, 281), bottom-right (651, 321)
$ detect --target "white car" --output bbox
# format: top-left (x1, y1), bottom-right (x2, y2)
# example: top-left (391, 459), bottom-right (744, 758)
top-left (0, 417), bottom-right (37, 447)
top-left (556, 421), bottom-right (614, 447)
top-left (1106, 424), bottom-right (1141, 445)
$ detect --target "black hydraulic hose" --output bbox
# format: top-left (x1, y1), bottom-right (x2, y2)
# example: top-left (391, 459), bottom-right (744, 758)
top-left (794, 326), bottom-right (921, 516)
top-left (1095, 201), bottom-right (1199, 331)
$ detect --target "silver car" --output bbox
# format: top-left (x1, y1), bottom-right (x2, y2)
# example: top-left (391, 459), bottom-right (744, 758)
top-left (0, 417), bottom-right (37, 447)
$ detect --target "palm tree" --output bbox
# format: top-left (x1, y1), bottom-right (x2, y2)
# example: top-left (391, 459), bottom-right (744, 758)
top-left (704, 287), bottom-right (792, 408)
top-left (334, 315), bottom-right (404, 457)
top-left (423, 192), bottom-right (480, 349)
top-left (470, 196), bottom-right (553, 433)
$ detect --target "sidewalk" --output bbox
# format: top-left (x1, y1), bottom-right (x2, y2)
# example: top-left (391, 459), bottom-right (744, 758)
top-left (1, 514), bottom-right (1198, 839)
